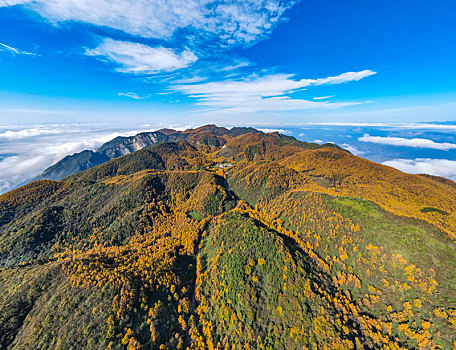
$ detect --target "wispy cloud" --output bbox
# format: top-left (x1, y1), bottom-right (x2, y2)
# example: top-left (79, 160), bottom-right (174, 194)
top-left (359, 134), bottom-right (456, 151)
top-left (1, 0), bottom-right (299, 49)
top-left (172, 70), bottom-right (375, 113)
top-left (220, 60), bottom-right (251, 71)
top-left (172, 76), bottom-right (208, 84)
top-left (301, 122), bottom-right (456, 129)
top-left (311, 71), bottom-right (376, 85)
top-left (86, 39), bottom-right (197, 74)
top-left (0, 0), bottom-right (29, 5)
top-left (117, 92), bottom-right (151, 100)
top-left (174, 70), bottom-right (375, 98)
top-left (313, 95), bottom-right (335, 100)
top-left (0, 42), bottom-right (38, 56)
top-left (383, 158), bottom-right (456, 180)
top-left (296, 103), bottom-right (456, 123)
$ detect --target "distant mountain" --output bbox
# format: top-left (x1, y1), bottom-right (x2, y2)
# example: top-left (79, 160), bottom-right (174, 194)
top-left (36, 150), bottom-right (110, 181)
top-left (26, 125), bottom-right (263, 183)
top-left (1, 126), bottom-right (455, 349)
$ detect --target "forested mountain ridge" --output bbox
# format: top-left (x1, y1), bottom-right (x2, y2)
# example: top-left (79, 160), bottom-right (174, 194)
top-left (26, 125), bottom-right (264, 184)
top-left (1, 127), bottom-right (455, 349)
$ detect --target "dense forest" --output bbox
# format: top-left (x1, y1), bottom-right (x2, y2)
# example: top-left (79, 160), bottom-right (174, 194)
top-left (0, 126), bottom-right (455, 349)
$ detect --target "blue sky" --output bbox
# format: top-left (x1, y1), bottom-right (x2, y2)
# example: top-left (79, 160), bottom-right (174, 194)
top-left (0, 0), bottom-right (455, 124)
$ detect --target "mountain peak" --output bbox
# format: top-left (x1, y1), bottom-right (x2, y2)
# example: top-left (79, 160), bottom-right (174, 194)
top-left (155, 128), bottom-right (177, 135)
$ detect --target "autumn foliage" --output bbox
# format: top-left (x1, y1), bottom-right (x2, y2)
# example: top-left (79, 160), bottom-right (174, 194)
top-left (0, 130), bottom-right (455, 349)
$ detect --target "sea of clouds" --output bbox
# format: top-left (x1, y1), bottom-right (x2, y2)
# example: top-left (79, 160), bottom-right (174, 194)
top-left (0, 123), bottom-right (166, 193)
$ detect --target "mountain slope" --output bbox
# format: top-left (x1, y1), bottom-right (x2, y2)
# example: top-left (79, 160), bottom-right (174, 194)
top-left (0, 128), bottom-right (455, 349)
top-left (280, 147), bottom-right (456, 238)
top-left (28, 125), bottom-right (263, 184)
top-left (31, 150), bottom-right (110, 182)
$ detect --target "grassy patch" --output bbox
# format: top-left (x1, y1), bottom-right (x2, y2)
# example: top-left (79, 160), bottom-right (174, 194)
top-left (187, 210), bottom-right (203, 221)
top-left (326, 196), bottom-right (456, 305)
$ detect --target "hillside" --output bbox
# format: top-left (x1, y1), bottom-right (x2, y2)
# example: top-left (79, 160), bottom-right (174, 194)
top-left (26, 125), bottom-right (263, 184)
top-left (0, 128), bottom-right (455, 349)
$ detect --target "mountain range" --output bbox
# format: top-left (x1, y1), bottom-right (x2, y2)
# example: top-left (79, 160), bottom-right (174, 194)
top-left (26, 125), bottom-right (265, 184)
top-left (1, 125), bottom-right (455, 349)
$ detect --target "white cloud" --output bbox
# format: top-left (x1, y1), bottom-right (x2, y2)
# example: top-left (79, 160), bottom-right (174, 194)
top-left (383, 158), bottom-right (456, 181)
top-left (0, 140), bottom-right (100, 193)
top-left (302, 122), bottom-right (456, 130)
top-left (0, 124), bottom-right (163, 194)
top-left (359, 134), bottom-right (456, 151)
top-left (0, 1), bottom-right (29, 7)
top-left (313, 95), bottom-right (335, 100)
top-left (86, 39), bottom-right (197, 74)
top-left (193, 95), bottom-right (359, 114)
top-left (220, 60), bottom-right (251, 71)
top-left (257, 128), bottom-right (292, 134)
top-left (0, 42), bottom-right (38, 56)
top-left (118, 92), bottom-right (150, 100)
top-left (1, 0), bottom-right (298, 48)
top-left (311, 71), bottom-right (376, 85)
top-left (172, 76), bottom-right (208, 84)
top-left (313, 139), bottom-right (324, 144)
top-left (0, 127), bottom-right (61, 139)
top-left (172, 70), bottom-right (375, 113)
top-left (341, 143), bottom-right (365, 156)
top-left (176, 70), bottom-right (375, 97)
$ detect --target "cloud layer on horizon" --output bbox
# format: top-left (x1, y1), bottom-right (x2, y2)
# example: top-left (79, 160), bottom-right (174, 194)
top-left (383, 158), bottom-right (456, 181)
top-left (0, 127), bottom-right (61, 139)
top-left (359, 134), bottom-right (456, 151)
top-left (0, 124), bottom-right (159, 194)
